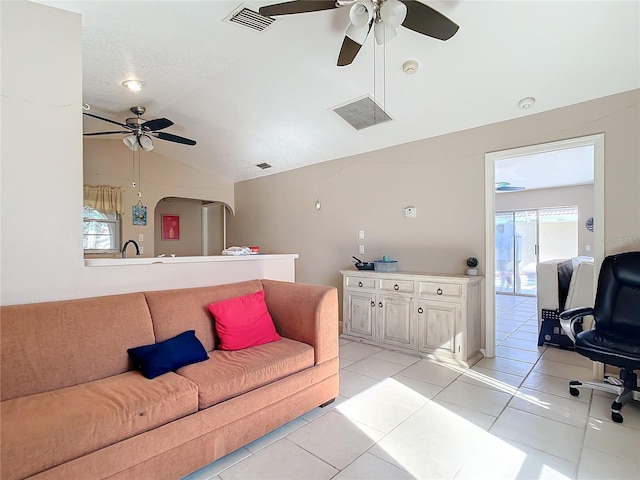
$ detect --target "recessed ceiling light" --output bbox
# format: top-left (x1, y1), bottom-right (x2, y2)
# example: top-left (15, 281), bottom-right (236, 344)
top-left (518, 97), bottom-right (536, 109)
top-left (122, 79), bottom-right (144, 92)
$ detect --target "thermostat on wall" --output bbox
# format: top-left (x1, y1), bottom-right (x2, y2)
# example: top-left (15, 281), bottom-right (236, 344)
top-left (404, 206), bottom-right (417, 218)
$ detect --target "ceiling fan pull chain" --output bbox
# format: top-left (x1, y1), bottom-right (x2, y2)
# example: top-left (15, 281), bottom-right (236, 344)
top-left (131, 149), bottom-right (136, 189)
top-left (138, 149), bottom-right (142, 199)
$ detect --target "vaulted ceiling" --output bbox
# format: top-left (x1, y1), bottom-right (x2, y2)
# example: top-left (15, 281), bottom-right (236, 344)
top-left (37, 1), bottom-right (640, 182)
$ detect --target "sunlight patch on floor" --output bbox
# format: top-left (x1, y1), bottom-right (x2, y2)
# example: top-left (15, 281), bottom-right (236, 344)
top-left (336, 377), bottom-right (572, 479)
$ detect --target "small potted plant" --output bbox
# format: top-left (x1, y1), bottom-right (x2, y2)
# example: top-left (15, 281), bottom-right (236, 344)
top-left (466, 257), bottom-right (479, 276)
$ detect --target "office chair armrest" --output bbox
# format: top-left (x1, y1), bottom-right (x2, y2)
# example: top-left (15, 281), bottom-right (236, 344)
top-left (559, 307), bottom-right (593, 343)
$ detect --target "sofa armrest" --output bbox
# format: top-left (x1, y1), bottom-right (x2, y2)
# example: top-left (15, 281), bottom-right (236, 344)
top-left (261, 280), bottom-right (338, 365)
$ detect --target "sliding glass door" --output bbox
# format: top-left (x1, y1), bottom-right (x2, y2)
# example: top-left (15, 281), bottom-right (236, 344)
top-left (496, 207), bottom-right (579, 296)
top-left (496, 210), bottom-right (537, 295)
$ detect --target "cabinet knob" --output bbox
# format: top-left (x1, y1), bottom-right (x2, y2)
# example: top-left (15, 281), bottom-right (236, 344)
top-left (394, 284), bottom-right (399, 291)
top-left (371, 301), bottom-right (375, 308)
top-left (378, 301), bottom-right (383, 308)
top-left (358, 281), bottom-right (363, 288)
top-left (418, 307), bottom-right (424, 314)
top-left (437, 288), bottom-right (443, 295)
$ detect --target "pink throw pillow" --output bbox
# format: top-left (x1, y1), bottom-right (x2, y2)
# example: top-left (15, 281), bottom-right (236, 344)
top-left (208, 290), bottom-right (281, 351)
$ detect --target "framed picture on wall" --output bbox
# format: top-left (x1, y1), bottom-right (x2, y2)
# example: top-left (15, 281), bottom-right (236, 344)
top-left (132, 205), bottom-right (147, 226)
top-left (161, 214), bottom-right (180, 240)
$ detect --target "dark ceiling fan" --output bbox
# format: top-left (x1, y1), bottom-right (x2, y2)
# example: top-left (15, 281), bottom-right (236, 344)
top-left (83, 106), bottom-right (196, 151)
top-left (259, 0), bottom-right (459, 66)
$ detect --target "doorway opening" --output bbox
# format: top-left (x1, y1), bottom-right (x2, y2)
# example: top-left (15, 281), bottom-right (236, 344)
top-left (484, 134), bottom-right (604, 358)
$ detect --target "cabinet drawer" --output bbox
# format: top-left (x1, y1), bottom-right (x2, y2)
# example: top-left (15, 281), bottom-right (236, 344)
top-left (345, 276), bottom-right (376, 289)
top-left (379, 279), bottom-right (414, 294)
top-left (418, 282), bottom-right (461, 298)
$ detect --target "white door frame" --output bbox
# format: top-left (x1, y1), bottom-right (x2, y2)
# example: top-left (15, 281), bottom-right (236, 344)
top-left (484, 134), bottom-right (605, 358)
top-left (201, 202), bottom-right (228, 256)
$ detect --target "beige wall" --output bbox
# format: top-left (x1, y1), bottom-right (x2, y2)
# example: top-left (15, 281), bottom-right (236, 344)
top-left (496, 184), bottom-right (595, 256)
top-left (84, 140), bottom-right (234, 257)
top-left (229, 90), bottom-right (640, 314)
top-left (154, 198), bottom-right (203, 256)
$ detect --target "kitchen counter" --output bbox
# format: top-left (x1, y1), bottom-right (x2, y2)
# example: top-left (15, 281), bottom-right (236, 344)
top-left (85, 254), bottom-right (298, 267)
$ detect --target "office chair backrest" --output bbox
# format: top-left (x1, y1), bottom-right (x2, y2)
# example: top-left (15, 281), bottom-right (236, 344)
top-left (593, 251), bottom-right (640, 336)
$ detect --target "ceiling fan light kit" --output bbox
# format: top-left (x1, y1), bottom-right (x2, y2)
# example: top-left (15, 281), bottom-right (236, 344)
top-left (374, 0), bottom-right (407, 45)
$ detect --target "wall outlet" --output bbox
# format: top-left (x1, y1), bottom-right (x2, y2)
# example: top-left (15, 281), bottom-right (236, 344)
top-left (139, 246), bottom-right (144, 254)
top-left (359, 230), bottom-right (365, 240)
top-left (359, 245), bottom-right (365, 255)
top-left (138, 233), bottom-right (144, 242)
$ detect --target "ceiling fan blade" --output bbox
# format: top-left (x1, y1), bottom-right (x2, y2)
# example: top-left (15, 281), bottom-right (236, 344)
top-left (83, 112), bottom-right (130, 129)
top-left (259, 0), bottom-right (339, 16)
top-left (83, 131), bottom-right (130, 136)
top-left (142, 117), bottom-right (174, 131)
top-left (337, 36), bottom-right (364, 66)
top-left (337, 22), bottom-right (371, 66)
top-left (401, 0), bottom-right (459, 41)
top-left (152, 131), bottom-right (197, 146)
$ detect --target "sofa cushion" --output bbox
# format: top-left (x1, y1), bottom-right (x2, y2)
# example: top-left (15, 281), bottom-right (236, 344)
top-left (144, 280), bottom-right (265, 351)
top-left (0, 293), bottom-right (156, 401)
top-left (128, 330), bottom-right (209, 379)
top-left (0, 371), bottom-right (198, 480)
top-left (178, 337), bottom-right (314, 409)
top-left (208, 290), bottom-right (281, 351)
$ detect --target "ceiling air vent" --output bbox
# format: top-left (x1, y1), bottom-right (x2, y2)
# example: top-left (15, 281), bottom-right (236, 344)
top-left (332, 96), bottom-right (393, 130)
top-left (256, 162), bottom-right (272, 170)
top-left (225, 6), bottom-right (275, 33)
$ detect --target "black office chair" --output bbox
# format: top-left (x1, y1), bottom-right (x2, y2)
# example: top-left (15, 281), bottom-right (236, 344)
top-left (560, 251), bottom-right (640, 424)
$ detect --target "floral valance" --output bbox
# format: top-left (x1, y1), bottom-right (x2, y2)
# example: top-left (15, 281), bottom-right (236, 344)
top-left (83, 185), bottom-right (123, 215)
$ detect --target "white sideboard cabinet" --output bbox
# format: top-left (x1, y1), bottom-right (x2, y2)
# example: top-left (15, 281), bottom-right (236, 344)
top-left (340, 270), bottom-right (484, 366)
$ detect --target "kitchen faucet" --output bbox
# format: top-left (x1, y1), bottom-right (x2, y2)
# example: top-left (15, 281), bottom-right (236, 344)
top-left (121, 239), bottom-right (140, 258)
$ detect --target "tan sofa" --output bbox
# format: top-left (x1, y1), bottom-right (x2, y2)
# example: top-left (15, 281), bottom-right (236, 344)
top-left (0, 279), bottom-right (339, 480)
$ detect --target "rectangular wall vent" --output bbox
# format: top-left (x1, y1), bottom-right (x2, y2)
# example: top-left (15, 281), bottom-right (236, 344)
top-left (225, 6), bottom-right (275, 33)
top-left (256, 163), bottom-right (272, 169)
top-left (332, 96), bottom-right (393, 130)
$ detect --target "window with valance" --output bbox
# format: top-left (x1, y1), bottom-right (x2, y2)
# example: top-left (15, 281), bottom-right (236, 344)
top-left (83, 185), bottom-right (123, 253)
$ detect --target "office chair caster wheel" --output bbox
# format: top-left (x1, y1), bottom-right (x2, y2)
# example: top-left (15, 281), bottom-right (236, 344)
top-left (569, 387), bottom-right (580, 397)
top-left (611, 401), bottom-right (624, 423)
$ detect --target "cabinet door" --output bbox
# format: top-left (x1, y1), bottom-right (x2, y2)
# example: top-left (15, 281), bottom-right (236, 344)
top-left (345, 290), bottom-right (375, 340)
top-left (379, 294), bottom-right (414, 349)
top-left (417, 299), bottom-right (457, 355)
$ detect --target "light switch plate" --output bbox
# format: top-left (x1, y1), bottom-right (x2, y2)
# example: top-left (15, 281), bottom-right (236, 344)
top-left (138, 234), bottom-right (144, 242)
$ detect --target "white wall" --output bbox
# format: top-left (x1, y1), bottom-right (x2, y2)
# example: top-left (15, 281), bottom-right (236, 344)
top-left (0, 2), bottom-right (294, 306)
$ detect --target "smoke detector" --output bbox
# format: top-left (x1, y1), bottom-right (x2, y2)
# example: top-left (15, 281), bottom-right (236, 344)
top-left (402, 60), bottom-right (419, 74)
top-left (518, 97), bottom-right (536, 109)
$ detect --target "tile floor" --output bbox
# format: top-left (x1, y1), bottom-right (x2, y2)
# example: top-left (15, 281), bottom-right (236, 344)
top-left (184, 295), bottom-right (640, 480)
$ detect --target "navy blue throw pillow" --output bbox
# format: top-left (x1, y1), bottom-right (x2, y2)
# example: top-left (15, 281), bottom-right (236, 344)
top-left (127, 330), bottom-right (208, 379)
